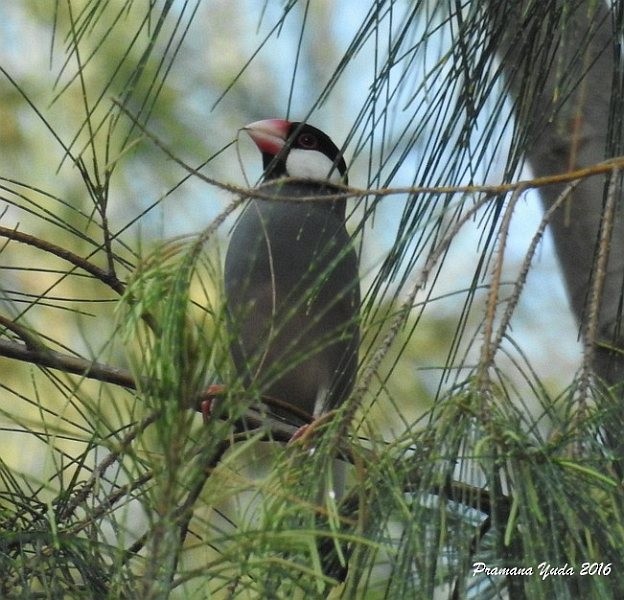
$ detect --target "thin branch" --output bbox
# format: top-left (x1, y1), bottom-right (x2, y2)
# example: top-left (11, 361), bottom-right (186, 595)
top-left (0, 314), bottom-right (43, 350)
top-left (0, 224), bottom-right (125, 295)
top-left (578, 168), bottom-right (621, 407)
top-left (478, 184), bottom-right (527, 380)
top-left (343, 191), bottom-right (497, 430)
top-left (0, 338), bottom-right (135, 388)
top-left (65, 470), bottom-right (154, 537)
top-left (115, 97), bottom-right (624, 203)
top-left (491, 179), bottom-right (584, 354)
top-left (57, 411), bottom-right (160, 523)
top-left (0, 336), bottom-right (299, 440)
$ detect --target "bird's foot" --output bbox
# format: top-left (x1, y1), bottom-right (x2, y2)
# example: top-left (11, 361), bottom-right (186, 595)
top-left (289, 423), bottom-right (311, 444)
top-left (199, 384), bottom-right (226, 423)
top-left (288, 410), bottom-right (336, 445)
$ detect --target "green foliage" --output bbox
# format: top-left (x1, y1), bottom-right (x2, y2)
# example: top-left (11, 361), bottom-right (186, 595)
top-left (0, 1), bottom-right (623, 599)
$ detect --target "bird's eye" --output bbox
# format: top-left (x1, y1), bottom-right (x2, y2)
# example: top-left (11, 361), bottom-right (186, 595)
top-left (297, 133), bottom-right (318, 149)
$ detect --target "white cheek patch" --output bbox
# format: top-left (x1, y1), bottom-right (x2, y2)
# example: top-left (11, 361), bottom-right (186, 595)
top-left (285, 148), bottom-right (343, 183)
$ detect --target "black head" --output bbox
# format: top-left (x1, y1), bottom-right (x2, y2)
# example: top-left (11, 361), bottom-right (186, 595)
top-left (244, 119), bottom-right (348, 185)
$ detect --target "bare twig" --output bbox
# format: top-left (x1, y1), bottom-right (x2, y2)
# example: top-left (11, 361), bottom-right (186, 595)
top-left (0, 338), bottom-right (135, 388)
top-left (0, 224), bottom-right (125, 295)
top-left (57, 411), bottom-right (161, 522)
top-left (491, 179), bottom-right (584, 354)
top-left (343, 192), bottom-right (497, 430)
top-left (0, 314), bottom-right (44, 350)
top-left (114, 98), bottom-right (624, 203)
top-left (478, 184), bottom-right (527, 380)
top-left (578, 168), bottom-right (621, 407)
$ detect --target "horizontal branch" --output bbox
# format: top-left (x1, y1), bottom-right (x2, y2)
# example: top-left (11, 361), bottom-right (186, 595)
top-left (175, 153), bottom-right (624, 204)
top-left (117, 99), bottom-right (624, 204)
top-left (0, 336), bottom-right (299, 441)
top-left (0, 338), bottom-right (135, 388)
top-left (0, 338), bottom-right (509, 537)
top-left (0, 225), bottom-right (125, 295)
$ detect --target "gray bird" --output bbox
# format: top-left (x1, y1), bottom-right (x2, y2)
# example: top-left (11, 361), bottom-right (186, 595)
top-left (224, 119), bottom-right (360, 426)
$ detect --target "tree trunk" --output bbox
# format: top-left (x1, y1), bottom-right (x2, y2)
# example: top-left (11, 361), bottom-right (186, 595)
top-left (489, 0), bottom-right (624, 459)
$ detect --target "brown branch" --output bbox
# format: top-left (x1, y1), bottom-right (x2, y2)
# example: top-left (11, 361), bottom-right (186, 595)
top-left (0, 314), bottom-right (43, 350)
top-left (0, 224), bottom-right (125, 295)
top-left (0, 338), bottom-right (135, 388)
top-left (491, 179), bottom-right (584, 357)
top-left (116, 99), bottom-right (624, 205)
top-left (582, 169), bottom-right (620, 373)
top-left (57, 411), bottom-right (160, 523)
top-left (478, 184), bottom-right (527, 380)
top-left (0, 337), bottom-right (302, 442)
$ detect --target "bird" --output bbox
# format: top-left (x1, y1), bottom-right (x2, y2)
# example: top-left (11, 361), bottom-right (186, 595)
top-left (223, 119), bottom-right (360, 428)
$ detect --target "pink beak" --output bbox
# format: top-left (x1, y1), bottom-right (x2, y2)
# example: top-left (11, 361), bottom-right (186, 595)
top-left (244, 119), bottom-right (290, 155)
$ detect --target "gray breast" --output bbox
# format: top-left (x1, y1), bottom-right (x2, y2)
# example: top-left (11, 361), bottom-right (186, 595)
top-left (224, 181), bottom-right (360, 422)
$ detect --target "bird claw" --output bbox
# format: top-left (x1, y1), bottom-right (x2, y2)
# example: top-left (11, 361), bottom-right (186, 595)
top-left (199, 384), bottom-right (226, 423)
top-left (288, 410), bottom-right (336, 445)
top-left (289, 423), bottom-right (311, 444)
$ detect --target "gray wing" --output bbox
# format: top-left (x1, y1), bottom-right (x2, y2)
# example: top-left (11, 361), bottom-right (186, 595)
top-left (224, 182), bottom-right (359, 420)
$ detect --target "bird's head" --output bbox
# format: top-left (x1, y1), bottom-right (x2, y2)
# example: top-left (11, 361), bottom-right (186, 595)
top-left (244, 119), bottom-right (348, 185)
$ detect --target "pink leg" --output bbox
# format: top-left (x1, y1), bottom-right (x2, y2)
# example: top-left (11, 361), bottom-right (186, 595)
top-left (288, 411), bottom-right (335, 445)
top-left (199, 384), bottom-right (226, 423)
top-left (289, 423), bottom-right (311, 443)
